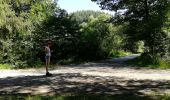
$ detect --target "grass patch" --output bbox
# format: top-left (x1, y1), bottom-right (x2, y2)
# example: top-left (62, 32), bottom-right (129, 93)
top-left (157, 94), bottom-right (170, 100)
top-left (0, 64), bottom-right (12, 70)
top-left (109, 50), bottom-right (132, 58)
top-left (1, 94), bottom-right (170, 100)
top-left (125, 56), bottom-right (170, 69)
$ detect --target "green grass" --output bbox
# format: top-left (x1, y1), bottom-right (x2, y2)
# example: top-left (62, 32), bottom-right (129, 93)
top-left (125, 56), bottom-right (170, 69)
top-left (157, 94), bottom-right (170, 100)
top-left (109, 50), bottom-right (132, 58)
top-left (0, 64), bottom-right (12, 70)
top-left (1, 94), bottom-right (170, 100)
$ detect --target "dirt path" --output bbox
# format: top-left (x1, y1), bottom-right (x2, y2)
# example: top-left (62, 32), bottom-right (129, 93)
top-left (1, 55), bottom-right (170, 96)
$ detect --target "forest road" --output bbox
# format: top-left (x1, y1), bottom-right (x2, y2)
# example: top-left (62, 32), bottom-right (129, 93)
top-left (1, 54), bottom-right (170, 95)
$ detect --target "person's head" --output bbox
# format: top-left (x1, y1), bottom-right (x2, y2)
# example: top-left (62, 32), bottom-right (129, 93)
top-left (46, 40), bottom-right (52, 47)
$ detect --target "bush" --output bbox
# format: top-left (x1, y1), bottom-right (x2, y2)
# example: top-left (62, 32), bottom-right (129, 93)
top-left (126, 55), bottom-right (170, 69)
top-left (32, 59), bottom-right (44, 68)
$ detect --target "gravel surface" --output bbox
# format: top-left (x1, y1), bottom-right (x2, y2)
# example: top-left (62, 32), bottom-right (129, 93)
top-left (1, 54), bottom-right (170, 95)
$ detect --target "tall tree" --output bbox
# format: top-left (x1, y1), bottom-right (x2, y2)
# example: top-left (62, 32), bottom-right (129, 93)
top-left (0, 0), bottom-right (58, 67)
top-left (33, 9), bottom-right (81, 62)
top-left (92, 0), bottom-right (170, 63)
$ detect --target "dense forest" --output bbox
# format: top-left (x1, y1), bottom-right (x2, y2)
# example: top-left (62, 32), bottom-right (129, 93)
top-left (92, 0), bottom-right (170, 65)
top-left (0, 0), bottom-right (170, 68)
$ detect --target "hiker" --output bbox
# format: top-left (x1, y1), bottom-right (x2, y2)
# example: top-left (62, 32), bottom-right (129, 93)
top-left (45, 40), bottom-right (52, 76)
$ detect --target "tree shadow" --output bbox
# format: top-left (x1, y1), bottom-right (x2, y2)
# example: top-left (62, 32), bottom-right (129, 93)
top-left (0, 72), bottom-right (170, 98)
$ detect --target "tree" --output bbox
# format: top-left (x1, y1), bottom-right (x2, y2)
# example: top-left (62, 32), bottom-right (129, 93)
top-left (0, 0), bottom-right (58, 67)
top-left (70, 10), bottom-right (106, 24)
top-left (0, 0), bottom-right (33, 66)
top-left (92, 0), bottom-right (170, 63)
top-left (78, 13), bottom-right (123, 59)
top-left (33, 9), bottom-right (81, 63)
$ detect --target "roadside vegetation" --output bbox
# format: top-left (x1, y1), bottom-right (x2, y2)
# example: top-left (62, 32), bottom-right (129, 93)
top-left (0, 0), bottom-right (170, 70)
top-left (2, 94), bottom-right (170, 100)
top-left (126, 56), bottom-right (170, 69)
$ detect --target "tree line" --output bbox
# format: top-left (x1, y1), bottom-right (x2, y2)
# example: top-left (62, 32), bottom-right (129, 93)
top-left (92, 0), bottom-right (170, 64)
top-left (0, 0), bottom-right (170, 68)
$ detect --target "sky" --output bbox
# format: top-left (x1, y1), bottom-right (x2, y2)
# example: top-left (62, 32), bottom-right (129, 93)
top-left (58, 0), bottom-right (114, 14)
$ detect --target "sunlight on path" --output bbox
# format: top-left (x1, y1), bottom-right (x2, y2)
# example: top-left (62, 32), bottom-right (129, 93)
top-left (0, 70), bottom-right (44, 78)
top-left (50, 65), bottom-right (170, 81)
top-left (1, 56), bottom-right (170, 95)
top-left (1, 58), bottom-right (170, 81)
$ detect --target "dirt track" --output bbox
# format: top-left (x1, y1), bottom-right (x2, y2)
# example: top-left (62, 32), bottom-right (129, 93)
top-left (1, 54), bottom-right (170, 95)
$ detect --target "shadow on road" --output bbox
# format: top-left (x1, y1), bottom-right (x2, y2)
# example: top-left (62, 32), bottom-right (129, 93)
top-left (0, 72), bottom-right (170, 96)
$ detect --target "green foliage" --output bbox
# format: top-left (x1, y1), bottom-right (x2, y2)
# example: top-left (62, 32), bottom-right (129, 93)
top-left (78, 13), bottom-right (123, 60)
top-left (109, 50), bottom-right (131, 58)
top-left (126, 55), bottom-right (170, 69)
top-left (2, 1), bottom-right (124, 68)
top-left (33, 10), bottom-right (81, 63)
top-left (92, 0), bottom-right (170, 63)
top-left (0, 64), bottom-right (12, 69)
top-left (0, 0), bottom-right (170, 69)
top-left (29, 0), bottom-right (58, 26)
top-left (34, 10), bottom-right (124, 63)
top-left (71, 10), bottom-right (123, 59)
top-left (70, 10), bottom-right (107, 24)
top-left (0, 0), bottom-right (57, 68)
top-left (32, 59), bottom-right (44, 68)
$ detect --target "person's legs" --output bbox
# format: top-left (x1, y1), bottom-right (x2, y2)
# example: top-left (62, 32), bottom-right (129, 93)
top-left (45, 55), bottom-right (49, 73)
top-left (48, 56), bottom-right (50, 68)
top-left (45, 57), bottom-right (48, 73)
top-left (45, 56), bottom-right (52, 76)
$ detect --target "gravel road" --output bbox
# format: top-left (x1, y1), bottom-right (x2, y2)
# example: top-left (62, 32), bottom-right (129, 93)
top-left (1, 54), bottom-right (170, 95)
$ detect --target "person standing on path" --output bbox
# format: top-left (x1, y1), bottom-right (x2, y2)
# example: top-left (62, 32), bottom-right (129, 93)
top-left (45, 40), bottom-right (52, 76)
